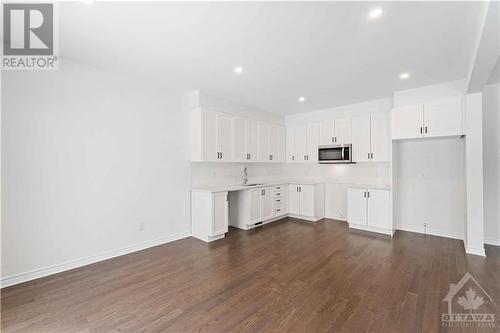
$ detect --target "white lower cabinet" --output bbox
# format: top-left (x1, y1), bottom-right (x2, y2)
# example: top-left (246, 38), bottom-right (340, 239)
top-left (230, 185), bottom-right (288, 230)
top-left (288, 184), bottom-right (325, 221)
top-left (191, 190), bottom-right (229, 242)
top-left (347, 188), bottom-right (392, 235)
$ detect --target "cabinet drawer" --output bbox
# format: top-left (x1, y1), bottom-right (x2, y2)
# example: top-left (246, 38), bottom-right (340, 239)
top-left (273, 190), bottom-right (284, 198)
top-left (274, 197), bottom-right (284, 204)
top-left (274, 204), bottom-right (284, 215)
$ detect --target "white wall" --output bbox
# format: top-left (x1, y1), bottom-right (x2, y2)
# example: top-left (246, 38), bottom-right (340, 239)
top-left (1, 60), bottom-right (193, 286)
top-left (482, 83), bottom-right (500, 245)
top-left (393, 80), bottom-right (467, 239)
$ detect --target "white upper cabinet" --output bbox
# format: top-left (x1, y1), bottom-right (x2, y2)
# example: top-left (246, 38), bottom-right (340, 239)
top-left (306, 123), bottom-right (320, 162)
top-left (319, 118), bottom-right (351, 146)
top-left (233, 117), bottom-right (247, 162)
top-left (319, 120), bottom-right (335, 146)
top-left (286, 127), bottom-right (296, 162)
top-left (191, 108), bottom-right (284, 163)
top-left (202, 110), bottom-right (218, 161)
top-left (287, 124), bottom-right (319, 163)
top-left (352, 116), bottom-right (371, 162)
top-left (391, 97), bottom-right (463, 140)
top-left (352, 114), bottom-right (391, 162)
top-left (334, 118), bottom-right (352, 144)
top-left (246, 119), bottom-right (259, 162)
top-left (391, 104), bottom-right (424, 140)
top-left (200, 110), bottom-right (233, 161)
top-left (370, 114), bottom-right (391, 162)
top-left (270, 125), bottom-right (285, 162)
top-left (294, 126), bottom-right (308, 162)
top-left (258, 122), bottom-right (271, 162)
top-left (424, 98), bottom-right (463, 138)
top-left (217, 113), bottom-right (233, 161)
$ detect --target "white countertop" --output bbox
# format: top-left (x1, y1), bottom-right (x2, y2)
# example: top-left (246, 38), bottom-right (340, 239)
top-left (192, 180), bottom-right (391, 192)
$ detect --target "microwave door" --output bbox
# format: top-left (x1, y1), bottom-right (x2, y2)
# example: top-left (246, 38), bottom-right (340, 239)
top-left (319, 147), bottom-right (343, 162)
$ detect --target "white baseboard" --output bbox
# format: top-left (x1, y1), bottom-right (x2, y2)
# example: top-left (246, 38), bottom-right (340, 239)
top-left (1, 231), bottom-right (191, 288)
top-left (465, 245), bottom-right (486, 257)
top-left (485, 237), bottom-right (500, 246)
top-left (395, 224), bottom-right (464, 240)
top-left (349, 223), bottom-right (393, 236)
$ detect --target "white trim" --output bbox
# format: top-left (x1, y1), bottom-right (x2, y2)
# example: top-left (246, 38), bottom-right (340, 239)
top-left (465, 245), bottom-right (486, 257)
top-left (485, 237), bottom-right (500, 246)
top-left (287, 214), bottom-right (322, 222)
top-left (349, 223), bottom-right (393, 236)
top-left (395, 224), bottom-right (464, 240)
top-left (1, 231), bottom-right (191, 288)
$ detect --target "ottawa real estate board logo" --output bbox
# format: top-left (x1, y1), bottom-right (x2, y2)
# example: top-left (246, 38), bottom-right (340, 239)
top-left (442, 272), bottom-right (496, 328)
top-left (2, 2), bottom-right (58, 70)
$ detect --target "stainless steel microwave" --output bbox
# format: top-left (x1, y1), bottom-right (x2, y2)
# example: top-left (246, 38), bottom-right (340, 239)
top-left (318, 144), bottom-right (353, 164)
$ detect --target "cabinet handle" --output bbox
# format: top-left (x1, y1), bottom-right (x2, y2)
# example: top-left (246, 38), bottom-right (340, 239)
top-left (277, 209), bottom-right (281, 212)
top-left (335, 137), bottom-right (337, 143)
top-left (370, 152), bottom-right (373, 159)
top-left (332, 137), bottom-right (334, 143)
top-left (367, 191), bottom-right (370, 198)
top-left (367, 152), bottom-right (370, 159)
top-left (292, 155), bottom-right (295, 161)
top-left (420, 126), bottom-right (423, 134)
top-left (299, 187), bottom-right (301, 192)
top-left (262, 189), bottom-right (265, 196)
top-left (425, 126), bottom-right (428, 134)
top-left (220, 152), bottom-right (223, 159)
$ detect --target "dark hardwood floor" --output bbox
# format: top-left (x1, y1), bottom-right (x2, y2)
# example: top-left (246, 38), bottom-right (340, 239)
top-left (2, 218), bottom-right (499, 332)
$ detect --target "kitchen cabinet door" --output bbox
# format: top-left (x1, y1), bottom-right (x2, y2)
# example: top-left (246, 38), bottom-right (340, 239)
top-left (212, 192), bottom-right (228, 236)
top-left (203, 111), bottom-right (218, 161)
top-left (260, 187), bottom-right (274, 221)
top-left (334, 118), bottom-right (352, 144)
top-left (347, 188), bottom-right (367, 225)
top-left (319, 120), bottom-right (335, 146)
top-left (249, 189), bottom-right (262, 224)
top-left (217, 113), bottom-right (233, 161)
top-left (288, 185), bottom-right (300, 215)
top-left (233, 117), bottom-right (247, 162)
top-left (367, 189), bottom-right (390, 230)
top-left (258, 122), bottom-right (271, 162)
top-left (247, 119), bottom-right (259, 162)
top-left (274, 126), bottom-right (285, 162)
top-left (295, 126), bottom-right (308, 162)
top-left (286, 127), bottom-right (295, 162)
top-left (352, 116), bottom-right (371, 162)
top-left (307, 124), bottom-right (320, 162)
top-left (299, 185), bottom-right (315, 217)
top-left (370, 114), bottom-right (391, 162)
top-left (391, 104), bottom-right (424, 140)
top-left (424, 97), bottom-right (463, 138)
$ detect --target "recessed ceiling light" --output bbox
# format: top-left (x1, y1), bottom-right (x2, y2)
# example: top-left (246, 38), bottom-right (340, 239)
top-left (233, 66), bottom-right (243, 74)
top-left (400, 72), bottom-right (410, 79)
top-left (298, 97), bottom-right (306, 102)
top-left (368, 8), bottom-right (383, 19)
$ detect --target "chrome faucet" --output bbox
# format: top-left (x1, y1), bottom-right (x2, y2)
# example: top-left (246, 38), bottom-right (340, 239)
top-left (243, 167), bottom-right (248, 185)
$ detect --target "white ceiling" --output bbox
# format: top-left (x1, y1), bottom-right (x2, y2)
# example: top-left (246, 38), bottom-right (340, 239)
top-left (60, 1), bottom-right (485, 114)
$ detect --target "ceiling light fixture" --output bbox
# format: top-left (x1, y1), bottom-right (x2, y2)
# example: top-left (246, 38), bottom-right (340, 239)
top-left (368, 8), bottom-right (383, 19)
top-left (233, 66), bottom-right (243, 74)
top-left (298, 97), bottom-right (306, 102)
top-left (399, 72), bottom-right (410, 79)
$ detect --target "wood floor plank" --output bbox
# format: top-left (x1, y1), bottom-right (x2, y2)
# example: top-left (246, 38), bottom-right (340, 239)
top-left (2, 218), bottom-right (499, 332)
